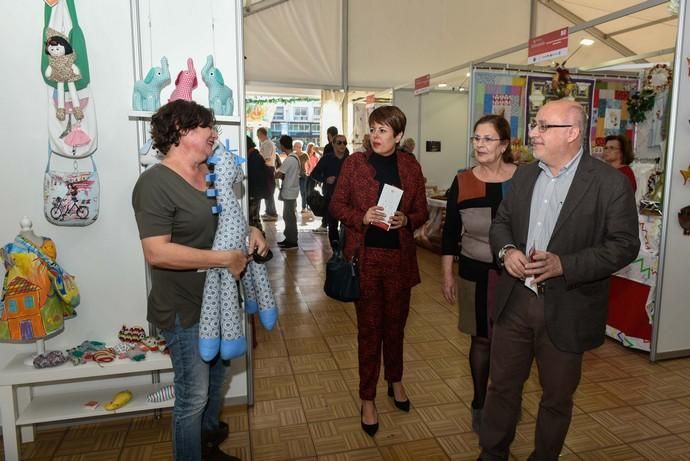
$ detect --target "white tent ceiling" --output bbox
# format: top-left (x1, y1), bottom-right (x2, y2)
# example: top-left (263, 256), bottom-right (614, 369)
top-left (243, 0), bottom-right (678, 91)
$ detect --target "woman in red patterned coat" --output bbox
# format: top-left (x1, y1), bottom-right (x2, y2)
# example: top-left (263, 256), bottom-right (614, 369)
top-left (329, 106), bottom-right (428, 437)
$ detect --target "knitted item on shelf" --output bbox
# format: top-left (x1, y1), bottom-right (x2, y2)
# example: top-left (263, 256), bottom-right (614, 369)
top-left (146, 384), bottom-right (175, 403)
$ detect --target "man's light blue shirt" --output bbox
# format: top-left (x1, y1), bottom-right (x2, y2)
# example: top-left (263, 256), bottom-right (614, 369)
top-left (525, 148), bottom-right (584, 254)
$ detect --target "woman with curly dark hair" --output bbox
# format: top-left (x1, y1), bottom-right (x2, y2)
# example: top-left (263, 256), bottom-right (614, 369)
top-left (132, 100), bottom-right (267, 461)
top-left (603, 134), bottom-right (636, 191)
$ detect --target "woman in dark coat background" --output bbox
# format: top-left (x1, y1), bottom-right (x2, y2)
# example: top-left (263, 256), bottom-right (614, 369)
top-left (329, 106), bottom-right (428, 437)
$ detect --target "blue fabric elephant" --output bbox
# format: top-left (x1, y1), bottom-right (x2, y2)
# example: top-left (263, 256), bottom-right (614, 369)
top-left (202, 55), bottom-right (234, 116)
top-left (132, 57), bottom-right (171, 112)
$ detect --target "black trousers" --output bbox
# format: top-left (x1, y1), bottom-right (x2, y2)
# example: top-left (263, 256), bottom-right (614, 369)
top-left (479, 284), bottom-right (583, 461)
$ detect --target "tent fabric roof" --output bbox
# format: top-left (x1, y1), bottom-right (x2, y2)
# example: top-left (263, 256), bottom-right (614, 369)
top-left (244, 0), bottom-right (677, 89)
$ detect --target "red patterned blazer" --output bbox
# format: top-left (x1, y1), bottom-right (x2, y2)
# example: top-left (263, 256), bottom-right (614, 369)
top-left (329, 150), bottom-right (429, 289)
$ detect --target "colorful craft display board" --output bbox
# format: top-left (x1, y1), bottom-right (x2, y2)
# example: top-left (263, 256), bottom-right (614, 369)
top-left (472, 72), bottom-right (527, 144)
top-left (590, 79), bottom-right (639, 159)
top-left (525, 76), bottom-right (594, 148)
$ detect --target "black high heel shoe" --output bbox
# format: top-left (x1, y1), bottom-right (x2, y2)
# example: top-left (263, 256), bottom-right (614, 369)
top-left (387, 383), bottom-right (411, 412)
top-left (360, 405), bottom-right (379, 437)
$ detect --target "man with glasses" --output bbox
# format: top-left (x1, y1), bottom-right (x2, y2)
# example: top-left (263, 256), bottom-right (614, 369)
top-left (479, 99), bottom-right (639, 461)
top-left (310, 134), bottom-right (349, 246)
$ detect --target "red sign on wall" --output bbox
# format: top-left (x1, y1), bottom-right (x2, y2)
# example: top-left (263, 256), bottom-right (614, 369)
top-left (528, 27), bottom-right (569, 64)
top-left (414, 74), bottom-right (431, 95)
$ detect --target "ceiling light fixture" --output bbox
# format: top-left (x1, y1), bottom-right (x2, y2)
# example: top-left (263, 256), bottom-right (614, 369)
top-left (437, 83), bottom-right (448, 88)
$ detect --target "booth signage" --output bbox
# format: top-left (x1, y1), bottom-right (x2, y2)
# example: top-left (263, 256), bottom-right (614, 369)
top-left (528, 27), bottom-right (569, 64)
top-left (414, 74), bottom-right (431, 95)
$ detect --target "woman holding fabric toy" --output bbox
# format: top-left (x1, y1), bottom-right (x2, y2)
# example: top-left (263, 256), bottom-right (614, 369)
top-left (132, 100), bottom-right (267, 461)
top-left (441, 114), bottom-right (516, 434)
top-left (330, 106), bottom-right (428, 437)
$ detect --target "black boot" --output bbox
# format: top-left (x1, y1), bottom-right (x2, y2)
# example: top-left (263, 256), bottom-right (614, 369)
top-left (202, 423), bottom-right (239, 461)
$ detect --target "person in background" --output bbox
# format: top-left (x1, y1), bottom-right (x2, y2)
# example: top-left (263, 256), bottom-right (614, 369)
top-left (275, 135), bottom-right (300, 249)
top-left (247, 135), bottom-right (267, 232)
top-left (330, 106), bottom-right (428, 437)
top-left (310, 134), bottom-right (350, 246)
top-left (441, 114), bottom-right (516, 434)
top-left (257, 127), bottom-right (279, 221)
top-left (132, 100), bottom-right (269, 461)
top-left (479, 99), bottom-right (639, 460)
top-left (603, 134), bottom-right (637, 192)
top-left (294, 140), bottom-right (310, 213)
top-left (400, 137), bottom-right (416, 158)
top-left (305, 142), bottom-right (320, 176)
top-left (313, 126), bottom-right (340, 232)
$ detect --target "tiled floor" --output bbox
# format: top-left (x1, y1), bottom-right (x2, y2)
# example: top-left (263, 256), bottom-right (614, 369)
top-left (4, 214), bottom-right (690, 460)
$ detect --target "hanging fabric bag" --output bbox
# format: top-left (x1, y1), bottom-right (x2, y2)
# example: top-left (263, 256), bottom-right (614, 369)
top-left (43, 150), bottom-right (100, 226)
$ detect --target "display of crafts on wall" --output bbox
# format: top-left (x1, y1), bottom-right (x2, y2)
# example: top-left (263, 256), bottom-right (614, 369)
top-left (42, 0), bottom-right (98, 159)
top-left (472, 72), bottom-right (527, 144)
top-left (590, 79), bottom-right (639, 158)
top-left (0, 226), bottom-right (80, 342)
top-left (525, 75), bottom-right (594, 147)
top-left (132, 55), bottom-right (235, 117)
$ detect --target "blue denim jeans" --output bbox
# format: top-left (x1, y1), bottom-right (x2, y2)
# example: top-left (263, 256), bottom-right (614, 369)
top-left (161, 320), bottom-right (228, 461)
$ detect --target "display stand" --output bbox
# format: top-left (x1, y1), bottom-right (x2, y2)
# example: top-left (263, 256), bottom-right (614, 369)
top-left (0, 352), bottom-right (173, 461)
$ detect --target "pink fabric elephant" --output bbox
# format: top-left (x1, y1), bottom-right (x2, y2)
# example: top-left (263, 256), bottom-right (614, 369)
top-left (168, 58), bottom-right (197, 102)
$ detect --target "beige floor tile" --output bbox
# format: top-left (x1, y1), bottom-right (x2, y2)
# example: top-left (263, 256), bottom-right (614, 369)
top-left (416, 403), bottom-right (473, 436)
top-left (219, 431), bottom-right (251, 461)
top-left (222, 405), bottom-right (250, 433)
top-left (589, 406), bottom-right (669, 443)
top-left (308, 418), bottom-right (377, 455)
top-left (575, 444), bottom-right (646, 460)
top-left (332, 350), bottom-right (360, 369)
top-left (563, 414), bottom-right (624, 453)
top-left (436, 432), bottom-right (482, 461)
top-left (290, 352), bottom-right (339, 374)
top-left (52, 449), bottom-right (122, 461)
top-left (509, 422), bottom-right (575, 460)
top-left (283, 323), bottom-right (326, 339)
top-left (285, 337), bottom-right (332, 356)
top-left (254, 356), bottom-right (294, 378)
top-left (295, 370), bottom-right (349, 395)
top-left (404, 380), bottom-right (459, 408)
top-left (301, 391), bottom-right (360, 422)
top-left (401, 360), bottom-right (442, 383)
top-left (124, 414), bottom-right (171, 446)
top-left (630, 434), bottom-right (690, 460)
top-left (250, 398), bottom-right (307, 430)
top-left (317, 447), bottom-right (384, 461)
top-left (407, 340), bottom-right (460, 360)
top-left (580, 358), bottom-right (632, 383)
top-left (16, 428), bottom-right (64, 460)
top-left (426, 356), bottom-right (472, 380)
top-left (378, 438), bottom-right (450, 460)
top-left (404, 325), bottom-right (447, 344)
top-left (325, 334), bottom-right (358, 352)
top-left (573, 382), bottom-right (629, 413)
top-left (313, 310), bottom-right (352, 324)
top-left (119, 442), bottom-right (173, 461)
top-left (657, 356), bottom-right (690, 371)
top-left (251, 424), bottom-right (317, 461)
top-left (254, 339), bottom-right (289, 358)
top-left (319, 321), bottom-right (358, 336)
top-left (54, 421), bottom-right (130, 456)
top-left (254, 375), bottom-right (300, 401)
top-left (373, 410), bottom-right (434, 447)
top-left (635, 399), bottom-right (690, 434)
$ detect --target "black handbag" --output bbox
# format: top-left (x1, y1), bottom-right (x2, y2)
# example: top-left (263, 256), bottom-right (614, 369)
top-left (306, 178), bottom-right (328, 217)
top-left (324, 228), bottom-right (360, 302)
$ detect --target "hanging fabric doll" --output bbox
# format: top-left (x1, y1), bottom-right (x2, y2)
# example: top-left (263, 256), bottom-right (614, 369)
top-left (199, 142), bottom-right (278, 361)
top-left (0, 220), bottom-right (79, 342)
top-left (44, 30), bottom-right (83, 121)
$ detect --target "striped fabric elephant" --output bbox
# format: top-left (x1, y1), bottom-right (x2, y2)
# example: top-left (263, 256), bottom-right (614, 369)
top-left (199, 141), bottom-right (278, 361)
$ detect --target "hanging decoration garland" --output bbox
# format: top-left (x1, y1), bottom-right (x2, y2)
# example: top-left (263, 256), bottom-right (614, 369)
top-left (627, 88), bottom-right (656, 123)
top-left (246, 96), bottom-right (319, 105)
top-left (626, 64), bottom-right (673, 124)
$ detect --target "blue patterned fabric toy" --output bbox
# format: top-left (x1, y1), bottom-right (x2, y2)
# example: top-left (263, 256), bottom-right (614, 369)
top-left (199, 141), bottom-right (278, 361)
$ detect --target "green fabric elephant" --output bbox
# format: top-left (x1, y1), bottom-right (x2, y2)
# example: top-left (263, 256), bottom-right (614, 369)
top-left (201, 55), bottom-right (234, 116)
top-left (132, 57), bottom-right (171, 112)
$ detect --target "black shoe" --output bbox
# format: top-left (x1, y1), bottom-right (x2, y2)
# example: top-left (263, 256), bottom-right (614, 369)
top-left (278, 241), bottom-right (298, 249)
top-left (204, 421), bottom-right (229, 446)
top-left (387, 383), bottom-right (410, 412)
top-left (360, 405), bottom-right (379, 437)
top-left (202, 445), bottom-right (241, 461)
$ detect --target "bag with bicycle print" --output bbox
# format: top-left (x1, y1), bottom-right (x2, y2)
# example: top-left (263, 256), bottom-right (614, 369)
top-left (43, 150), bottom-right (99, 226)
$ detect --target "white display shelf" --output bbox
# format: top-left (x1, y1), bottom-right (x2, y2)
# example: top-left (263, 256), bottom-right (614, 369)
top-left (16, 383), bottom-right (173, 425)
top-left (0, 352), bottom-right (173, 460)
top-left (128, 110), bottom-right (241, 125)
top-left (0, 351), bottom-right (172, 386)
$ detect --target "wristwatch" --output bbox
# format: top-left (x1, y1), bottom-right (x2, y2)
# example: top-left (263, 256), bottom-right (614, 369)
top-left (497, 244), bottom-right (516, 267)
